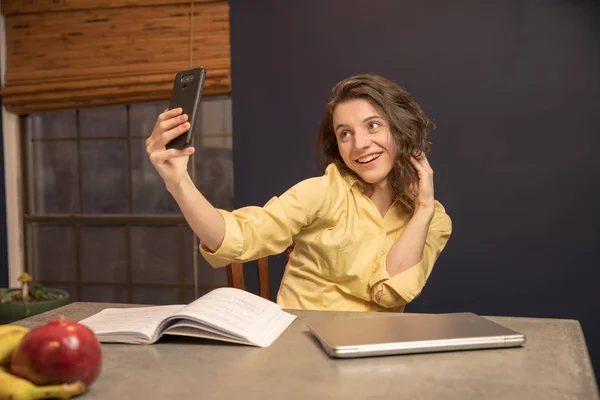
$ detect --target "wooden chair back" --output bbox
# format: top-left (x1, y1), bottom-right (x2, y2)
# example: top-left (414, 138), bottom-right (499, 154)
top-left (226, 247), bottom-right (293, 301)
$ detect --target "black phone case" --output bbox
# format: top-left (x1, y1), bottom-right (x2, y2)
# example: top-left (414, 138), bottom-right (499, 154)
top-left (165, 67), bottom-right (207, 150)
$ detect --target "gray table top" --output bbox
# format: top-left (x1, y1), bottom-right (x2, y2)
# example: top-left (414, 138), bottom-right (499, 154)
top-left (12, 302), bottom-right (599, 400)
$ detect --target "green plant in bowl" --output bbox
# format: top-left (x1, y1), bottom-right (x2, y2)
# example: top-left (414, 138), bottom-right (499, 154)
top-left (0, 273), bottom-right (69, 324)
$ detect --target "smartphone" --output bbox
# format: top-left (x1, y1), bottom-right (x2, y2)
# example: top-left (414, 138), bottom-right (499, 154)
top-left (165, 67), bottom-right (207, 150)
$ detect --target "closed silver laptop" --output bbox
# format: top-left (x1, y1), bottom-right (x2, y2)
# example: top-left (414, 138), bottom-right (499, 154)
top-left (307, 312), bottom-right (526, 358)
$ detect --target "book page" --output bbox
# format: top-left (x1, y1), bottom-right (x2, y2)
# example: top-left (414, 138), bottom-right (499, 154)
top-left (247, 308), bottom-right (297, 347)
top-left (171, 287), bottom-right (283, 341)
top-left (163, 321), bottom-right (245, 341)
top-left (79, 305), bottom-right (185, 343)
top-left (163, 326), bottom-right (255, 346)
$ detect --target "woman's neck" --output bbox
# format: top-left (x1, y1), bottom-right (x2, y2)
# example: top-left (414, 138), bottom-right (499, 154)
top-left (369, 179), bottom-right (394, 218)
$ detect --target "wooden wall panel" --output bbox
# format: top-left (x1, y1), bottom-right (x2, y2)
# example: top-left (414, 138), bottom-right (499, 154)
top-left (1, 0), bottom-right (218, 15)
top-left (1, 1), bottom-right (231, 114)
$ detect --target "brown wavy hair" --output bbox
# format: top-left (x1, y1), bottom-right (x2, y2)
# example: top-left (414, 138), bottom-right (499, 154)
top-left (315, 74), bottom-right (434, 213)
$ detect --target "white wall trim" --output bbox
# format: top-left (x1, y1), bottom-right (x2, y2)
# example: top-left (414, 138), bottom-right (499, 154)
top-left (1, 7), bottom-right (25, 287)
top-left (2, 108), bottom-right (24, 288)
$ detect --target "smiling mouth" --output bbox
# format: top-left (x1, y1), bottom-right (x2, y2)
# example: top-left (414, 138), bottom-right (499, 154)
top-left (356, 153), bottom-right (382, 164)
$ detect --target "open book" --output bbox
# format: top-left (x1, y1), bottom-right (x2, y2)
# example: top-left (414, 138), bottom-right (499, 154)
top-left (78, 287), bottom-right (297, 348)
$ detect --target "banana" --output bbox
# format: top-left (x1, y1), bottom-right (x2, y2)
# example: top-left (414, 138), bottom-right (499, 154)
top-left (0, 325), bottom-right (29, 342)
top-left (0, 366), bottom-right (86, 400)
top-left (0, 325), bottom-right (30, 365)
top-left (0, 325), bottom-right (29, 337)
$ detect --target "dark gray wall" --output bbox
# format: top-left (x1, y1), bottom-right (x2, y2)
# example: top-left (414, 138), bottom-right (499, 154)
top-left (229, 0), bottom-right (600, 376)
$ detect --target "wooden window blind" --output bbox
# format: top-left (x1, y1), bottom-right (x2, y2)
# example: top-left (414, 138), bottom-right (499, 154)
top-left (0, 0), bottom-right (231, 115)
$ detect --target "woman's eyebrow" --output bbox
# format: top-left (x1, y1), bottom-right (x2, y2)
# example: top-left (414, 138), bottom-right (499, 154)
top-left (363, 115), bottom-right (382, 123)
top-left (334, 123), bottom-right (350, 132)
top-left (334, 115), bottom-right (382, 132)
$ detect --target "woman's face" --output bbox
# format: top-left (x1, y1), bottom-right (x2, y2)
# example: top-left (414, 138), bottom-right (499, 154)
top-left (333, 98), bottom-right (396, 188)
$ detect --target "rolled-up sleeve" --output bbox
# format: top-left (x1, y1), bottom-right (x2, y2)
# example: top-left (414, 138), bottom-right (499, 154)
top-left (371, 200), bottom-right (452, 308)
top-left (199, 174), bottom-right (330, 268)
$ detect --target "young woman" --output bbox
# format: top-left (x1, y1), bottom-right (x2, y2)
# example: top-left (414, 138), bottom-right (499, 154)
top-left (146, 74), bottom-right (452, 312)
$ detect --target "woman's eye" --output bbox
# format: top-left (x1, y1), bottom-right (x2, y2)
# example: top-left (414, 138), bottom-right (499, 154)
top-left (340, 131), bottom-right (350, 138)
top-left (369, 122), bottom-right (381, 129)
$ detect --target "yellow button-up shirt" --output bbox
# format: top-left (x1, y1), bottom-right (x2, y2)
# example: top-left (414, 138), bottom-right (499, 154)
top-left (201, 163), bottom-right (452, 312)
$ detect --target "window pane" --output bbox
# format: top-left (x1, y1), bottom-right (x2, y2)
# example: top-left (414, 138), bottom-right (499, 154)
top-left (130, 226), bottom-right (179, 284)
top-left (80, 140), bottom-right (130, 213)
top-left (193, 147), bottom-right (234, 211)
top-left (198, 96), bottom-right (232, 135)
top-left (30, 141), bottom-right (79, 214)
top-left (132, 286), bottom-right (179, 305)
top-left (197, 134), bottom-right (232, 149)
top-left (183, 225), bottom-right (227, 286)
top-left (80, 226), bottom-right (127, 283)
top-left (182, 286), bottom-right (214, 304)
top-left (29, 109), bottom-right (77, 139)
top-left (47, 283), bottom-right (78, 302)
top-left (79, 105), bottom-right (127, 137)
top-left (31, 225), bottom-right (77, 282)
top-left (129, 100), bottom-right (169, 138)
top-left (81, 285), bottom-right (128, 303)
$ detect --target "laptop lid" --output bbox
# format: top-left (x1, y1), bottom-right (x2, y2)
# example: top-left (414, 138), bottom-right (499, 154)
top-left (306, 312), bottom-right (526, 358)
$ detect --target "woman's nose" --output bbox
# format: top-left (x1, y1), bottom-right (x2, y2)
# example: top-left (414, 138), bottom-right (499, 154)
top-left (353, 130), bottom-right (371, 149)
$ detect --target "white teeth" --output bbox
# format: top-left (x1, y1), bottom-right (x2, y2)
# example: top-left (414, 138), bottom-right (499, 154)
top-left (357, 153), bottom-right (381, 163)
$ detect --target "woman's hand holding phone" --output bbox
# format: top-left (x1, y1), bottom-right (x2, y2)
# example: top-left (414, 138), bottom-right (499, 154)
top-left (146, 107), bottom-right (196, 190)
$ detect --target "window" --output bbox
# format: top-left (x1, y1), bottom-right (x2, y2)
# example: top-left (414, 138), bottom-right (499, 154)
top-left (22, 98), bottom-right (233, 305)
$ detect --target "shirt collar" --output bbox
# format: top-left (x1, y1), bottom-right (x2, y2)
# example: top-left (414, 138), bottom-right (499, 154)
top-left (326, 163), bottom-right (359, 187)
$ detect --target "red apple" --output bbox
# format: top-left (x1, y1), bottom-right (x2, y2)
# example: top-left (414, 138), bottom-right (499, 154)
top-left (10, 315), bottom-right (102, 387)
